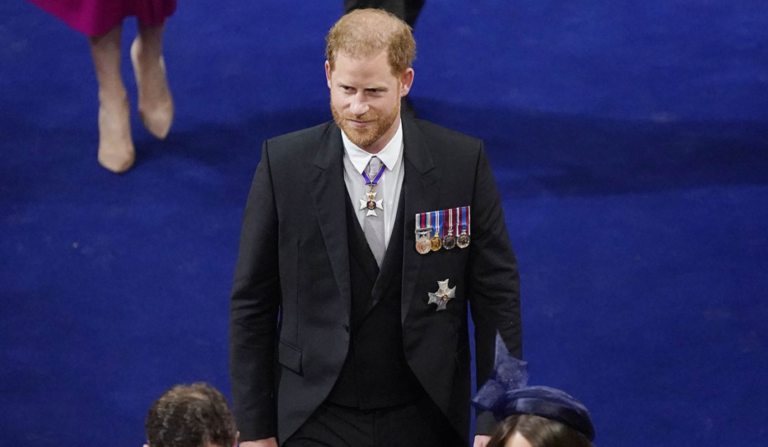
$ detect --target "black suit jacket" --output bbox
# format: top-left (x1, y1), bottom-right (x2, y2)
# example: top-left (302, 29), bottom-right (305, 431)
top-left (230, 117), bottom-right (522, 443)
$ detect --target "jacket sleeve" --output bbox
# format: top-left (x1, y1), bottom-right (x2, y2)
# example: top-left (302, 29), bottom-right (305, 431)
top-left (229, 142), bottom-right (281, 441)
top-left (466, 142), bottom-right (523, 435)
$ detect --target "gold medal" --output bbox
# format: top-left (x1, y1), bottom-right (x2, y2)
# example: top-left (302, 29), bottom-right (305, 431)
top-left (430, 235), bottom-right (442, 251)
top-left (428, 210), bottom-right (442, 251)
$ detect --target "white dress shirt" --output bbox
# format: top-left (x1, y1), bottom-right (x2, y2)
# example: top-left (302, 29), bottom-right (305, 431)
top-left (341, 121), bottom-right (405, 248)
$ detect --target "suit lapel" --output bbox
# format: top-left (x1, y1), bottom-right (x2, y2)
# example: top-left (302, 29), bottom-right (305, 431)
top-left (400, 117), bottom-right (441, 323)
top-left (309, 123), bottom-right (351, 322)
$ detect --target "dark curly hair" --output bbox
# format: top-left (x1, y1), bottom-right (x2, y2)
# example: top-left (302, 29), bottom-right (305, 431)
top-left (145, 383), bottom-right (237, 447)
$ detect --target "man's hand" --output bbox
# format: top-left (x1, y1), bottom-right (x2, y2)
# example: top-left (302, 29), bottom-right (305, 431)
top-left (240, 438), bottom-right (278, 447)
top-left (473, 435), bottom-right (492, 447)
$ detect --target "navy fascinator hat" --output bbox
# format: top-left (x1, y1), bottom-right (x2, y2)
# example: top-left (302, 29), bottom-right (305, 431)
top-left (471, 335), bottom-right (596, 441)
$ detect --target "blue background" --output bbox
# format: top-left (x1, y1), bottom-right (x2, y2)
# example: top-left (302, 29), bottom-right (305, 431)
top-left (1, 1), bottom-right (767, 445)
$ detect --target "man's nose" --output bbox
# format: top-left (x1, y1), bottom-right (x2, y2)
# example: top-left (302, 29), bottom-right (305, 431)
top-left (349, 94), bottom-right (369, 116)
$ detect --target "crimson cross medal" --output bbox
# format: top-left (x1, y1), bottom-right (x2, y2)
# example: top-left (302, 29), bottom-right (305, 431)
top-left (360, 190), bottom-right (384, 217)
top-left (428, 279), bottom-right (456, 311)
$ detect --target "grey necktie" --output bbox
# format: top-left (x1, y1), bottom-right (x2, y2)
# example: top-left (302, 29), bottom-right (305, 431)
top-left (364, 156), bottom-right (386, 267)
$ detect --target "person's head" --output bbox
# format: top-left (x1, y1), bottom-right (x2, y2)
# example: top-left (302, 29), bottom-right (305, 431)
top-left (324, 9), bottom-right (416, 153)
top-left (473, 338), bottom-right (596, 447)
top-left (487, 414), bottom-right (595, 447)
top-left (144, 383), bottom-right (238, 447)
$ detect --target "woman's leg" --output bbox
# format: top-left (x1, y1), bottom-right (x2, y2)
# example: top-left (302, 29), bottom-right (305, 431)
top-left (89, 23), bottom-right (135, 173)
top-left (131, 23), bottom-right (173, 139)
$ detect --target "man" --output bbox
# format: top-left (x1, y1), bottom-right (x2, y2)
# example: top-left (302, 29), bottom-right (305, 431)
top-left (344, 0), bottom-right (425, 118)
top-left (145, 383), bottom-right (238, 447)
top-left (230, 9), bottom-right (521, 447)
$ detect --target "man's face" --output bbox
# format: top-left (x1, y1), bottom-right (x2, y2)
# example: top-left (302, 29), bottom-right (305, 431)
top-left (326, 50), bottom-right (414, 153)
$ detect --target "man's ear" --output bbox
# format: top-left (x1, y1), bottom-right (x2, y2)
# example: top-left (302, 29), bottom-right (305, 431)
top-left (325, 61), bottom-right (333, 89)
top-left (400, 68), bottom-right (414, 97)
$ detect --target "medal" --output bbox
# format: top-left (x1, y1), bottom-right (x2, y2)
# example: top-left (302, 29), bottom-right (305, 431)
top-left (416, 229), bottom-right (432, 254)
top-left (443, 208), bottom-right (456, 250)
top-left (428, 278), bottom-right (456, 311)
top-left (359, 159), bottom-right (386, 217)
top-left (443, 234), bottom-right (456, 250)
top-left (457, 233), bottom-right (470, 249)
top-left (430, 211), bottom-right (442, 251)
top-left (415, 213), bottom-right (432, 254)
top-left (360, 190), bottom-right (383, 216)
top-left (415, 206), bottom-right (470, 254)
top-left (457, 206), bottom-right (471, 249)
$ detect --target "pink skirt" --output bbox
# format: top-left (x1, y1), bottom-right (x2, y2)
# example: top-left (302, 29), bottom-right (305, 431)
top-left (28, 0), bottom-right (177, 37)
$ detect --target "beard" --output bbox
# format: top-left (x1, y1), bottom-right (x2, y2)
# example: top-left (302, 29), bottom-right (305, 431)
top-left (332, 97), bottom-right (400, 149)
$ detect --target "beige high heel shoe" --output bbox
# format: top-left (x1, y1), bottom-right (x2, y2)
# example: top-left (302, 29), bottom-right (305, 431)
top-left (130, 38), bottom-right (174, 139)
top-left (97, 96), bottom-right (135, 173)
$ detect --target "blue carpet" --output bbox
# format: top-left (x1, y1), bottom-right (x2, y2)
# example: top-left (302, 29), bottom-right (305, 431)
top-left (2, 1), bottom-right (767, 446)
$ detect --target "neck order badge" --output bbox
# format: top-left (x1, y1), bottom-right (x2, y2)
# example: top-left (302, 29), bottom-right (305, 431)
top-left (360, 158), bottom-right (385, 217)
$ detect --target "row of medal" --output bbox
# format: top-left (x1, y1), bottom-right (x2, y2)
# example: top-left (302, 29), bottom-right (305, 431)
top-left (415, 206), bottom-right (471, 255)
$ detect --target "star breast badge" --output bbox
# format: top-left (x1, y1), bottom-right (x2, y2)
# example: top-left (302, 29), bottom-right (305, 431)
top-left (428, 279), bottom-right (456, 311)
top-left (360, 191), bottom-right (384, 217)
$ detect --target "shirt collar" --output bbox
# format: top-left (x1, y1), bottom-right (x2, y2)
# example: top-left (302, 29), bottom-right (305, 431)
top-left (341, 119), bottom-right (403, 174)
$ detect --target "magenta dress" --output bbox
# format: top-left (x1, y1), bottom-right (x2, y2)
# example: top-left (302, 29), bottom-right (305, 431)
top-left (28, 0), bottom-right (177, 37)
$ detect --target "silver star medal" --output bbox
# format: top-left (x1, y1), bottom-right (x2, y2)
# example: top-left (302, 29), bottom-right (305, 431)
top-left (428, 279), bottom-right (456, 311)
top-left (360, 190), bottom-right (384, 217)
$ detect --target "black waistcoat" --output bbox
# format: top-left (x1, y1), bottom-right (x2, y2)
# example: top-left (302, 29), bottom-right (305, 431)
top-left (326, 194), bottom-right (421, 409)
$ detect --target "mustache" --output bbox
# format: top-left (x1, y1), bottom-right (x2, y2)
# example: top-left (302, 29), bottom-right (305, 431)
top-left (343, 113), bottom-right (378, 122)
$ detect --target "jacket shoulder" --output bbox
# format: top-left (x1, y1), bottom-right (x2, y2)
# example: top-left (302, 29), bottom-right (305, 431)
top-left (413, 119), bottom-right (483, 149)
top-left (264, 121), bottom-right (333, 156)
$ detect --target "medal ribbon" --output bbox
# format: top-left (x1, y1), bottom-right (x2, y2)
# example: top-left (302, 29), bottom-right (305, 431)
top-left (456, 207), bottom-right (461, 234)
top-left (467, 206), bottom-right (471, 235)
top-left (417, 208), bottom-right (468, 237)
top-left (440, 210), bottom-right (446, 237)
top-left (416, 212), bottom-right (427, 231)
top-left (362, 162), bottom-right (386, 186)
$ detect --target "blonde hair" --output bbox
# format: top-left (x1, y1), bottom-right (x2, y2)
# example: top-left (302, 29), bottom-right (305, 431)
top-left (326, 9), bottom-right (416, 76)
